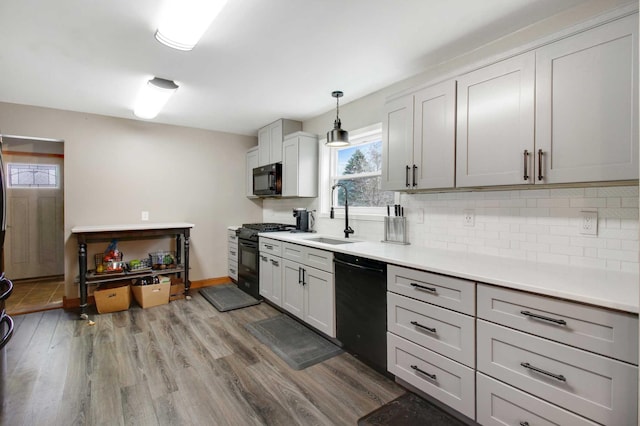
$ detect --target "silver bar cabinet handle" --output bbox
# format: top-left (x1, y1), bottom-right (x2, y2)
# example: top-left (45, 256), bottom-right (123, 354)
top-left (520, 311), bottom-right (566, 325)
top-left (537, 149), bottom-right (543, 181)
top-left (523, 149), bottom-right (529, 181)
top-left (520, 422), bottom-right (530, 426)
top-left (405, 165), bottom-right (410, 187)
top-left (412, 164), bottom-right (417, 187)
top-left (411, 365), bottom-right (436, 380)
top-left (410, 320), bottom-right (436, 333)
top-left (410, 282), bottom-right (437, 293)
top-left (520, 362), bottom-right (566, 382)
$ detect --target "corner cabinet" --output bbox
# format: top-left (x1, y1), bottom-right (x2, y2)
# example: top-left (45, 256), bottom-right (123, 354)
top-left (381, 80), bottom-right (456, 191)
top-left (257, 119), bottom-right (302, 166)
top-left (246, 146), bottom-right (259, 198)
top-left (282, 132), bottom-right (318, 197)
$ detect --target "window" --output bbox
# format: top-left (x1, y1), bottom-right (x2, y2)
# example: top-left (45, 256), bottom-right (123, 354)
top-left (322, 124), bottom-right (395, 217)
top-left (7, 163), bottom-right (59, 188)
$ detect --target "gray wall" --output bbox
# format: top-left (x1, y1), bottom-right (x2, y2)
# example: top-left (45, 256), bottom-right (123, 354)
top-left (0, 102), bottom-right (262, 298)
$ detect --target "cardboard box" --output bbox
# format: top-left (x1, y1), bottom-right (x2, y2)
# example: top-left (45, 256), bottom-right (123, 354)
top-left (132, 282), bottom-right (170, 308)
top-left (94, 283), bottom-right (131, 314)
top-left (169, 282), bottom-right (185, 301)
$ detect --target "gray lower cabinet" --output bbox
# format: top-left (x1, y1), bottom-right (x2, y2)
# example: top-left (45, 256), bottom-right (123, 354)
top-left (386, 265), bottom-right (476, 419)
top-left (386, 267), bottom-right (639, 425)
top-left (281, 242), bottom-right (335, 338)
top-left (477, 283), bottom-right (638, 425)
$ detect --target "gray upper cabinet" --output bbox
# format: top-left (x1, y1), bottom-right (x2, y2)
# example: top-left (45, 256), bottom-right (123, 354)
top-left (246, 146), bottom-right (259, 198)
top-left (384, 12), bottom-right (638, 190)
top-left (456, 52), bottom-right (536, 187)
top-left (282, 132), bottom-right (318, 197)
top-left (535, 14), bottom-right (638, 184)
top-left (257, 119), bottom-right (302, 166)
top-left (382, 79), bottom-right (456, 191)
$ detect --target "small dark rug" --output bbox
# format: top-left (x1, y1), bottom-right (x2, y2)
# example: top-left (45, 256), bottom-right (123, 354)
top-left (245, 314), bottom-right (342, 370)
top-left (200, 284), bottom-right (260, 312)
top-left (358, 393), bottom-right (467, 426)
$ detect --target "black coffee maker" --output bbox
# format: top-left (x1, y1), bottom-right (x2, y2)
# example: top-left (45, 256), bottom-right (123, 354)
top-left (293, 208), bottom-right (313, 232)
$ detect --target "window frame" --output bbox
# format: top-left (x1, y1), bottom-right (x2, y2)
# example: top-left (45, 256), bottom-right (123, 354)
top-left (319, 123), bottom-right (397, 220)
top-left (7, 162), bottom-right (60, 189)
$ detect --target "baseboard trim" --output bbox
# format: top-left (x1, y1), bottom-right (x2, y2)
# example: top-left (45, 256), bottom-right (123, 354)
top-left (63, 276), bottom-right (232, 309)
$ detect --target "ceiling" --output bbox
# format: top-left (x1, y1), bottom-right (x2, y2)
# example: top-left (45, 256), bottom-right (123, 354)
top-left (0, 0), bottom-right (592, 136)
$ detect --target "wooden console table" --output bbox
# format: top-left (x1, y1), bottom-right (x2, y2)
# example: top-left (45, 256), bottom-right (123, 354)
top-left (71, 223), bottom-right (194, 319)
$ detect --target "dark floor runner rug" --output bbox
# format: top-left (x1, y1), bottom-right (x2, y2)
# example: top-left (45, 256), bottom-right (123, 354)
top-left (200, 284), bottom-right (261, 312)
top-left (358, 393), bottom-right (466, 426)
top-left (245, 314), bottom-right (342, 370)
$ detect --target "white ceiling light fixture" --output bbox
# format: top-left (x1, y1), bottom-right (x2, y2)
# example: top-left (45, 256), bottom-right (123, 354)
top-left (155, 0), bottom-right (229, 51)
top-left (326, 90), bottom-right (349, 147)
top-left (133, 77), bottom-right (179, 119)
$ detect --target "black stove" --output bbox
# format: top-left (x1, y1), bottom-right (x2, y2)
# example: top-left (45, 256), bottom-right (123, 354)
top-left (236, 223), bottom-right (293, 242)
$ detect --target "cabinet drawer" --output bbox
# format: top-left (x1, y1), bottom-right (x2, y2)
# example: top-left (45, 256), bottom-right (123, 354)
top-left (477, 373), bottom-right (598, 426)
top-left (260, 237), bottom-right (282, 256)
top-left (387, 265), bottom-right (475, 315)
top-left (387, 332), bottom-right (475, 420)
top-left (228, 260), bottom-right (238, 280)
top-left (303, 246), bottom-right (333, 273)
top-left (477, 284), bottom-right (638, 364)
top-left (477, 320), bottom-right (637, 425)
top-left (283, 242), bottom-right (333, 273)
top-left (387, 292), bottom-right (475, 368)
top-left (228, 229), bottom-right (238, 243)
top-left (228, 241), bottom-right (238, 262)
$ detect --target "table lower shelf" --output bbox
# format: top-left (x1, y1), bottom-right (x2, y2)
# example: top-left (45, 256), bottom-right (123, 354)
top-left (75, 266), bottom-right (185, 286)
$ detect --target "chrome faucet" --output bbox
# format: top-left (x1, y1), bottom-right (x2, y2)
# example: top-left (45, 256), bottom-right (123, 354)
top-left (330, 183), bottom-right (354, 238)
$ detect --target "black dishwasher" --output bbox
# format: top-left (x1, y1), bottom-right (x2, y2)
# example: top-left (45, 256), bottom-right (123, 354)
top-left (334, 252), bottom-right (388, 376)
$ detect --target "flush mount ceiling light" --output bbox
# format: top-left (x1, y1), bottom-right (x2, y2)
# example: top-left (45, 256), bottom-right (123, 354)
top-left (155, 0), bottom-right (229, 51)
top-left (326, 90), bottom-right (349, 147)
top-left (133, 77), bottom-right (179, 119)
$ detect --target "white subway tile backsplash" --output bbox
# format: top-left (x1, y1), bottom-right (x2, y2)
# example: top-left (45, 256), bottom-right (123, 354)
top-left (403, 185), bottom-right (638, 272)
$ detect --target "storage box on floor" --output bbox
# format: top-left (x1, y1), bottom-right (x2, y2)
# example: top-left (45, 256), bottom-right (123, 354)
top-left (132, 278), bottom-right (170, 308)
top-left (169, 277), bottom-right (185, 301)
top-left (94, 282), bottom-right (131, 314)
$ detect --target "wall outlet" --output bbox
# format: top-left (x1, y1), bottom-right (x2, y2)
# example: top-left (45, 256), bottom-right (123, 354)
top-left (463, 209), bottom-right (475, 227)
top-left (141, 211), bottom-right (149, 221)
top-left (579, 210), bottom-right (597, 235)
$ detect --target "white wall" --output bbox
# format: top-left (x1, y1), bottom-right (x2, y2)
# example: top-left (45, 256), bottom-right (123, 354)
top-left (0, 101), bottom-right (263, 298)
top-left (264, 0), bottom-right (639, 273)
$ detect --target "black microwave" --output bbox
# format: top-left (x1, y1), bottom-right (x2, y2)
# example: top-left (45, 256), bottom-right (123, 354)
top-left (253, 163), bottom-right (282, 196)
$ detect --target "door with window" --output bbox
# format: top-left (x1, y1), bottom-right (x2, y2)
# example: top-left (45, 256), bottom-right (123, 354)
top-left (4, 153), bottom-right (64, 279)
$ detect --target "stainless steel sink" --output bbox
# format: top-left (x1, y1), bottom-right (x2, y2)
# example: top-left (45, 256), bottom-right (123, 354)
top-left (306, 237), bottom-right (354, 245)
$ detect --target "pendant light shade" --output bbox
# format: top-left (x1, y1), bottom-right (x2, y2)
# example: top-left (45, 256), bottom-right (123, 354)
top-left (326, 91), bottom-right (349, 147)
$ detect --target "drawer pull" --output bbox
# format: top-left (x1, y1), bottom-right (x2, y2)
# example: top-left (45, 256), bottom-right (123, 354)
top-left (410, 283), bottom-right (437, 293)
top-left (271, 259), bottom-right (279, 267)
top-left (520, 311), bottom-right (566, 326)
top-left (264, 244), bottom-right (273, 249)
top-left (260, 255), bottom-right (267, 262)
top-left (410, 320), bottom-right (436, 333)
top-left (410, 365), bottom-right (436, 380)
top-left (520, 362), bottom-right (566, 382)
top-left (230, 251), bottom-right (236, 256)
top-left (520, 422), bottom-right (530, 426)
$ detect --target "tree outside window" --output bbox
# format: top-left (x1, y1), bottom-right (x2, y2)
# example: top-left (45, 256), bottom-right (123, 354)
top-left (332, 138), bottom-right (394, 208)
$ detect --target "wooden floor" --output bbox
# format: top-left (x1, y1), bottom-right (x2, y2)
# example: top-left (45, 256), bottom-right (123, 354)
top-left (2, 291), bottom-right (404, 425)
top-left (6, 276), bottom-right (65, 316)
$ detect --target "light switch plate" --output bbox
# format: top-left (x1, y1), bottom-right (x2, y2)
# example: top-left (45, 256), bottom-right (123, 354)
top-left (579, 211), bottom-right (597, 235)
top-left (141, 211), bottom-right (149, 221)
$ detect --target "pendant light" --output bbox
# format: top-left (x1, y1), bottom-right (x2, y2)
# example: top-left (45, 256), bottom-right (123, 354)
top-left (326, 90), bottom-right (349, 147)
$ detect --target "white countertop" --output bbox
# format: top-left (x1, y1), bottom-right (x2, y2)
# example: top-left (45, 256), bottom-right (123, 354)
top-left (260, 231), bottom-right (639, 314)
top-left (227, 225), bottom-right (241, 231)
top-left (71, 223), bottom-right (195, 233)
